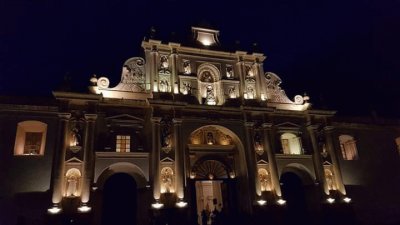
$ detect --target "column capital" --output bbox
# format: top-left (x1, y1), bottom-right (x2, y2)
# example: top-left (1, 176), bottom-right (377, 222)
top-left (244, 122), bottom-right (255, 128)
top-left (261, 123), bottom-right (273, 129)
top-left (58, 113), bottom-right (71, 120)
top-left (84, 114), bottom-right (98, 121)
top-left (172, 118), bottom-right (183, 125)
top-left (151, 117), bottom-right (162, 123)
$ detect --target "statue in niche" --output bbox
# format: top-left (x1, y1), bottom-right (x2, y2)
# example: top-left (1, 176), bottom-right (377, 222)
top-left (226, 66), bottom-right (233, 78)
top-left (258, 169), bottom-right (270, 191)
top-left (70, 126), bottom-right (82, 147)
top-left (66, 175), bottom-right (78, 197)
top-left (205, 85), bottom-right (216, 105)
top-left (246, 86), bottom-right (255, 99)
top-left (228, 86), bottom-right (236, 98)
top-left (183, 82), bottom-right (192, 95)
top-left (246, 66), bottom-right (254, 77)
top-left (161, 167), bottom-right (174, 193)
top-left (202, 71), bottom-right (213, 82)
top-left (159, 56), bottom-right (170, 73)
top-left (65, 168), bottom-right (81, 197)
top-left (161, 124), bottom-right (172, 148)
top-left (206, 132), bottom-right (214, 145)
top-left (159, 80), bottom-right (169, 92)
top-left (254, 132), bottom-right (263, 154)
top-left (183, 61), bottom-right (191, 74)
top-left (325, 169), bottom-right (335, 190)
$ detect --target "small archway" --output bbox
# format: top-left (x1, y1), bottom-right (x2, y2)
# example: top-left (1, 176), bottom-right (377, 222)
top-left (280, 164), bottom-right (316, 225)
top-left (101, 173), bottom-right (137, 225)
top-left (96, 163), bottom-right (148, 225)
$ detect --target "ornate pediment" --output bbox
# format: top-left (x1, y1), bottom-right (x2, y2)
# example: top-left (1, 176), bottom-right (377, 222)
top-left (257, 159), bottom-right (269, 165)
top-left (88, 57), bottom-right (152, 100)
top-left (66, 157), bottom-right (83, 164)
top-left (275, 122), bottom-right (301, 129)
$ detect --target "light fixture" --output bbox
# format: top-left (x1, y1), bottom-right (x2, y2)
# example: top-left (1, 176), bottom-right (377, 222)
top-left (47, 205), bottom-right (62, 214)
top-left (152, 201), bottom-right (164, 209)
top-left (229, 171), bottom-right (236, 179)
top-left (257, 199), bottom-right (267, 206)
top-left (277, 199), bottom-right (286, 205)
top-left (327, 197), bottom-right (335, 204)
top-left (176, 199), bottom-right (188, 208)
top-left (78, 203), bottom-right (91, 213)
top-left (343, 197), bottom-right (351, 203)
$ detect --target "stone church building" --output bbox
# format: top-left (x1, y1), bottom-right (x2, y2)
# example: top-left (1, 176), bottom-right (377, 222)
top-left (1, 26), bottom-right (400, 225)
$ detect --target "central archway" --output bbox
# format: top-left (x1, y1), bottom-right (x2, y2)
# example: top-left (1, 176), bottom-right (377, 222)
top-left (186, 125), bottom-right (249, 224)
top-left (101, 173), bottom-right (137, 225)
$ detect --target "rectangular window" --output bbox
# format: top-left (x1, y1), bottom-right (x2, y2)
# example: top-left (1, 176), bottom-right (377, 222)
top-left (116, 135), bottom-right (130, 152)
top-left (24, 132), bottom-right (43, 155)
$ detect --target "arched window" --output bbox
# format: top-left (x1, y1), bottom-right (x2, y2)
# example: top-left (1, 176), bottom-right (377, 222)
top-left (339, 135), bottom-right (359, 160)
top-left (280, 133), bottom-right (302, 154)
top-left (14, 121), bottom-right (47, 156)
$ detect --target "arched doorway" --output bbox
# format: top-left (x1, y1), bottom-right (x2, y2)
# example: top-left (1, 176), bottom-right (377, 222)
top-left (190, 159), bottom-right (236, 225)
top-left (186, 125), bottom-right (250, 224)
top-left (280, 164), bottom-right (315, 225)
top-left (101, 173), bottom-right (137, 225)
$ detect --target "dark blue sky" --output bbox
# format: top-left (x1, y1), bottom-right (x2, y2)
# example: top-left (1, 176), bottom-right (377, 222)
top-left (1, 0), bottom-right (399, 117)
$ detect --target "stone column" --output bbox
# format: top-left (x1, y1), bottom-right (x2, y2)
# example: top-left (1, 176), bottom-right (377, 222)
top-left (253, 63), bottom-right (261, 100)
top-left (173, 118), bottom-right (184, 199)
top-left (324, 126), bottom-right (346, 195)
top-left (235, 59), bottom-right (246, 99)
top-left (307, 125), bottom-right (329, 195)
top-left (262, 123), bottom-right (282, 197)
top-left (151, 117), bottom-right (162, 200)
top-left (80, 114), bottom-right (97, 205)
top-left (151, 47), bottom-right (159, 92)
top-left (255, 59), bottom-right (266, 100)
top-left (244, 122), bottom-right (260, 197)
top-left (170, 49), bottom-right (179, 93)
top-left (51, 113), bottom-right (71, 205)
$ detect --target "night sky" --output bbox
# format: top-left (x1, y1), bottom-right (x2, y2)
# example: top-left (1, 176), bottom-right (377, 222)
top-left (1, 0), bottom-right (399, 117)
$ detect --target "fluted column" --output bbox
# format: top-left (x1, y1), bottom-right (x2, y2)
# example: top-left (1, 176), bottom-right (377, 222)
top-left (170, 49), bottom-right (179, 93)
top-left (307, 125), bottom-right (329, 195)
top-left (80, 114), bottom-right (97, 205)
top-left (324, 126), bottom-right (346, 195)
top-left (151, 117), bottom-right (162, 200)
top-left (253, 63), bottom-right (261, 100)
top-left (51, 113), bottom-right (71, 205)
top-left (151, 47), bottom-right (159, 92)
top-left (236, 59), bottom-right (246, 99)
top-left (173, 118), bottom-right (184, 199)
top-left (262, 123), bottom-right (282, 197)
top-left (244, 122), bottom-right (260, 198)
top-left (255, 60), bottom-right (266, 100)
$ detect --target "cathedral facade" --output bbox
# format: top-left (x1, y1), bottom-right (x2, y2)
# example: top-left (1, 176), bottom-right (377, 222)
top-left (1, 27), bottom-right (400, 225)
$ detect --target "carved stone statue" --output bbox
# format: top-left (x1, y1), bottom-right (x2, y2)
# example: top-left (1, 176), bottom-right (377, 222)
top-left (206, 132), bottom-right (214, 145)
top-left (183, 82), bottom-right (192, 95)
top-left (183, 61), bottom-right (191, 74)
top-left (206, 85), bottom-right (216, 105)
top-left (70, 126), bottom-right (82, 147)
top-left (161, 167), bottom-right (174, 193)
top-left (226, 66), bottom-right (233, 78)
top-left (159, 80), bottom-right (169, 92)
